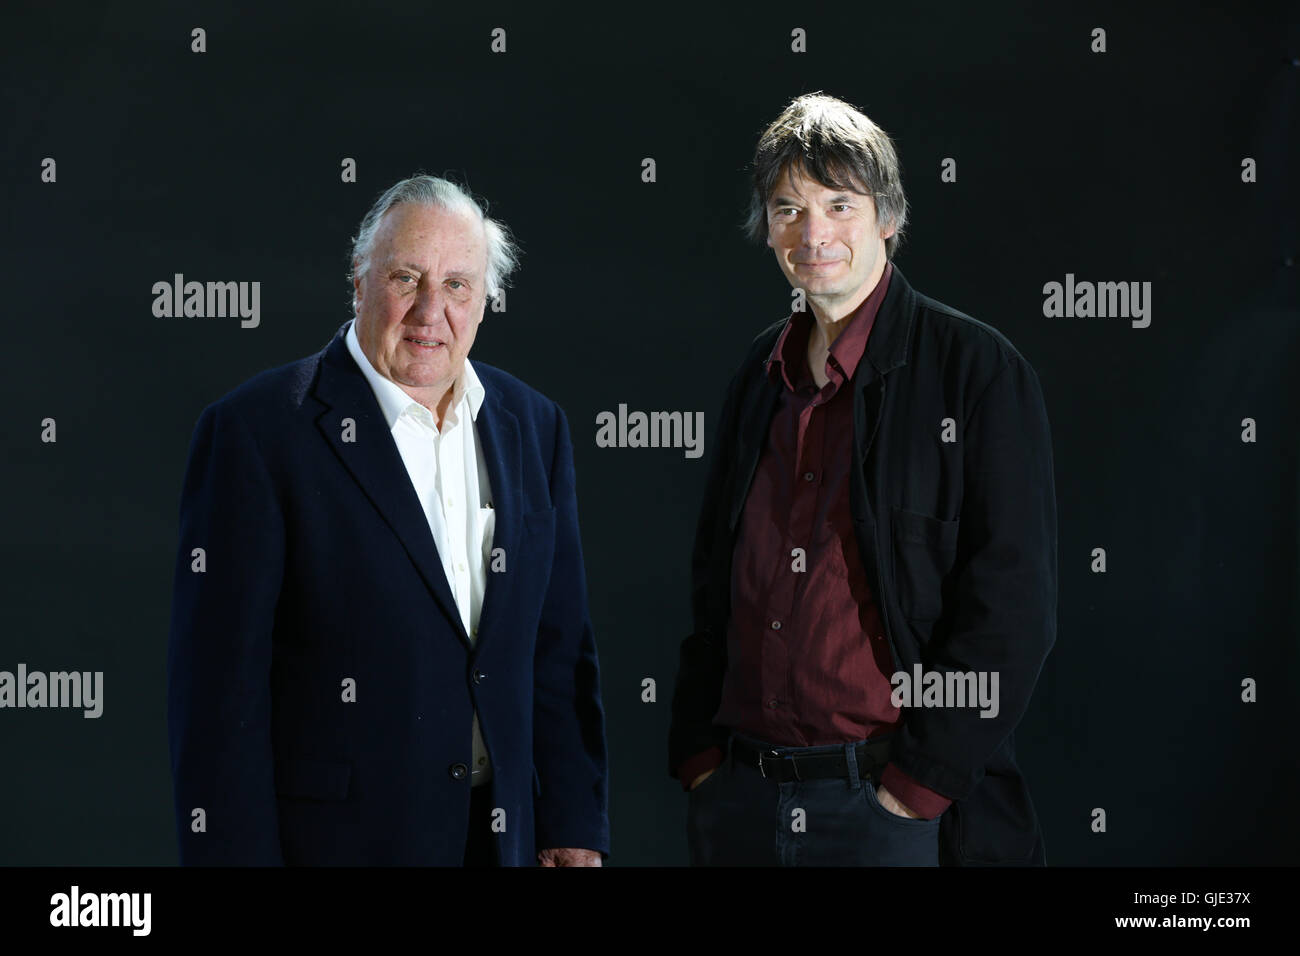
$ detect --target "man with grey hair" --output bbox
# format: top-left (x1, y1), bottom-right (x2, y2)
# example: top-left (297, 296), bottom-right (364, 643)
top-left (670, 93), bottom-right (1057, 866)
top-left (168, 173), bottom-right (609, 866)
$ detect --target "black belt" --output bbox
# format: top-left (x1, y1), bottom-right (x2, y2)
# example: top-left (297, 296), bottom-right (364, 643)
top-left (731, 735), bottom-right (894, 783)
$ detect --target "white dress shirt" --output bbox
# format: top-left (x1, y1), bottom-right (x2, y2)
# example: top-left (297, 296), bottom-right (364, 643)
top-left (346, 319), bottom-right (496, 786)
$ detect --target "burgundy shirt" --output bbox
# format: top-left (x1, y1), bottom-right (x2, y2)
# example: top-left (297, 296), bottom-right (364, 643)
top-left (679, 261), bottom-right (951, 819)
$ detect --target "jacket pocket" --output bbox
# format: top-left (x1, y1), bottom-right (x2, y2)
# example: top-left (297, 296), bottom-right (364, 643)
top-left (274, 755), bottom-right (352, 801)
top-left (522, 506), bottom-right (556, 541)
top-left (523, 506), bottom-right (556, 524)
top-left (891, 507), bottom-right (960, 621)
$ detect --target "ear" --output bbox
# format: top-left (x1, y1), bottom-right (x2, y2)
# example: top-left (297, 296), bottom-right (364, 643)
top-left (766, 233), bottom-right (774, 249)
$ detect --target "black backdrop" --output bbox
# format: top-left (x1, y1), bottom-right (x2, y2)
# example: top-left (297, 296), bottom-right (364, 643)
top-left (2, 0), bottom-right (1296, 865)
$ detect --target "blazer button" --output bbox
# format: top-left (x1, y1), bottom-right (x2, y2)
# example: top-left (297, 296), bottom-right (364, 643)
top-left (472, 668), bottom-right (486, 684)
top-left (449, 763), bottom-right (469, 781)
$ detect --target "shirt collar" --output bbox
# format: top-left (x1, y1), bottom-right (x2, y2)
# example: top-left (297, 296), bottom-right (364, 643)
top-left (345, 318), bottom-right (485, 430)
top-left (765, 259), bottom-right (893, 391)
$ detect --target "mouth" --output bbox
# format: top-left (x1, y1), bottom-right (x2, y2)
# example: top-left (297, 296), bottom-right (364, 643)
top-left (403, 336), bottom-right (445, 351)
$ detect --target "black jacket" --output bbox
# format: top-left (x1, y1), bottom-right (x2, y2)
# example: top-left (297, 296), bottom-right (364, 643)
top-left (669, 263), bottom-right (1058, 866)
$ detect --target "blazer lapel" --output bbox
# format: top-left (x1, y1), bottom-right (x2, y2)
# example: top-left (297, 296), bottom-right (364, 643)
top-left (469, 375), bottom-right (521, 652)
top-left (311, 322), bottom-right (471, 651)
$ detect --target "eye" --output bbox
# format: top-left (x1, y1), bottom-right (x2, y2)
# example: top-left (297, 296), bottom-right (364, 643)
top-left (831, 204), bottom-right (851, 212)
top-left (395, 274), bottom-right (415, 283)
top-left (447, 279), bottom-right (464, 290)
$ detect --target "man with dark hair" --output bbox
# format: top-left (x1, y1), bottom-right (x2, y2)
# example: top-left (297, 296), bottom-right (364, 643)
top-left (669, 93), bottom-right (1057, 866)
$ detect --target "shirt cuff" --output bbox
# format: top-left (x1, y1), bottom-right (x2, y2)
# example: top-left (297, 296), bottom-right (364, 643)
top-left (879, 762), bottom-right (953, 820)
top-left (677, 747), bottom-right (724, 791)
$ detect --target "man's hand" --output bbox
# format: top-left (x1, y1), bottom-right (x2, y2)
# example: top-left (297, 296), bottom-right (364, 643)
top-left (688, 768), bottom-right (716, 791)
top-left (875, 784), bottom-right (923, 819)
top-left (538, 847), bottom-right (602, 867)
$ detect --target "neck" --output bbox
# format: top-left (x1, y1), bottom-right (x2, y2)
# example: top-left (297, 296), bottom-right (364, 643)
top-left (808, 306), bottom-right (854, 353)
top-left (806, 257), bottom-right (887, 350)
top-left (399, 378), bottom-right (458, 432)
top-left (432, 383), bottom-right (457, 431)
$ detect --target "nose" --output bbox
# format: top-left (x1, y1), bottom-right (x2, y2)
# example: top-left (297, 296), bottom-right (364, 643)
top-left (408, 281), bottom-right (448, 321)
top-left (800, 209), bottom-right (834, 248)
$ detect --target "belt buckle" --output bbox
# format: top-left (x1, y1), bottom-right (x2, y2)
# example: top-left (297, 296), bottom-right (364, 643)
top-left (758, 748), bottom-right (780, 779)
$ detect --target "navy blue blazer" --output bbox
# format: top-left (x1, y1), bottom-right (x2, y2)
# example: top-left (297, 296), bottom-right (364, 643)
top-left (167, 320), bottom-right (609, 865)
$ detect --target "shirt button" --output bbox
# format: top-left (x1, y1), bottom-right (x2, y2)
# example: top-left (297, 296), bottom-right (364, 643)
top-left (472, 668), bottom-right (486, 684)
top-left (457, 562), bottom-right (466, 571)
top-left (803, 471), bottom-right (815, 481)
top-left (449, 763), bottom-right (469, 781)
top-left (770, 620), bottom-right (782, 630)
top-left (766, 699), bottom-right (779, 710)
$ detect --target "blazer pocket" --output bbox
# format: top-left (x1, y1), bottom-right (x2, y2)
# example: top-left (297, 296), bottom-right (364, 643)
top-left (523, 506), bottom-right (556, 526)
top-left (522, 506), bottom-right (556, 540)
top-left (891, 507), bottom-right (960, 622)
top-left (274, 755), bottom-right (352, 802)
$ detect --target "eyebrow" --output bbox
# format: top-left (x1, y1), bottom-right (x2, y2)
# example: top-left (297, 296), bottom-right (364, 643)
top-left (396, 262), bottom-right (481, 280)
top-left (769, 194), bottom-right (859, 206)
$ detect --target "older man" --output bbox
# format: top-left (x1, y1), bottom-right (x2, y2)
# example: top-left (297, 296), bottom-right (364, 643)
top-left (670, 93), bottom-right (1057, 865)
top-left (168, 174), bottom-right (608, 866)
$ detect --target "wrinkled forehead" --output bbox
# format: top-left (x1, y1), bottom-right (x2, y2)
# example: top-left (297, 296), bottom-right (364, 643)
top-left (378, 202), bottom-right (487, 260)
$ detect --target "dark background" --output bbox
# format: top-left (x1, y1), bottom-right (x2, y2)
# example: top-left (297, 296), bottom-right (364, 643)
top-left (1, 0), bottom-right (1296, 865)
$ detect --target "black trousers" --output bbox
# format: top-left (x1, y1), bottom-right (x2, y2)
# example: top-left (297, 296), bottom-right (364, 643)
top-left (687, 732), bottom-right (941, 866)
top-left (463, 782), bottom-right (498, 867)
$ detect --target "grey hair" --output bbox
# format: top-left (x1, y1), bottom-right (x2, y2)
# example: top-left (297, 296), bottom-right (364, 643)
top-left (348, 173), bottom-right (521, 303)
top-left (744, 92), bottom-right (909, 261)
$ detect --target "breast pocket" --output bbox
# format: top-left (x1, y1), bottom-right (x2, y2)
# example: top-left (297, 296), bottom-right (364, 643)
top-left (891, 507), bottom-right (960, 622)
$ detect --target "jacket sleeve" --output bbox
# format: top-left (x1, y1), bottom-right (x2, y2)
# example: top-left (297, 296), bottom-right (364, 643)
top-left (531, 403), bottom-right (610, 856)
top-left (889, 354), bottom-right (1059, 801)
top-left (668, 361), bottom-right (749, 778)
top-left (166, 402), bottom-right (286, 865)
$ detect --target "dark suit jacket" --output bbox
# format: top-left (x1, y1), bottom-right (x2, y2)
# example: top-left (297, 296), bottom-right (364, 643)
top-left (669, 263), bottom-right (1057, 865)
top-left (167, 320), bottom-right (609, 865)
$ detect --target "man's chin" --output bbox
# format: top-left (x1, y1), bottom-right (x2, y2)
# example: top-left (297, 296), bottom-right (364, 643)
top-left (791, 274), bottom-right (840, 293)
top-left (394, 367), bottom-right (452, 390)
top-left (800, 285), bottom-right (850, 306)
